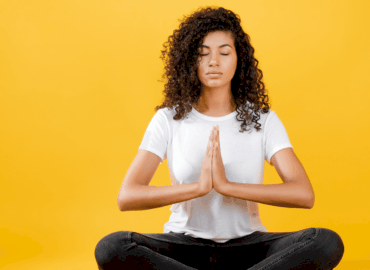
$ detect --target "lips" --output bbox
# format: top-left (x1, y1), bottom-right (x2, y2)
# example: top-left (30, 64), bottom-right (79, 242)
top-left (207, 72), bottom-right (222, 74)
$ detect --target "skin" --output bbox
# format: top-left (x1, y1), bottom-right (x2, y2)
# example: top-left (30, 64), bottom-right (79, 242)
top-left (193, 30), bottom-right (237, 117)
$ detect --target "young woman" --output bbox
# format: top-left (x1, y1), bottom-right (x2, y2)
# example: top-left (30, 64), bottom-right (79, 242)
top-left (95, 6), bottom-right (344, 270)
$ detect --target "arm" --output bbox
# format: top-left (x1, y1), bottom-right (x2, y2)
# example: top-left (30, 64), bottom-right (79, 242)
top-left (217, 148), bottom-right (315, 209)
top-left (119, 182), bottom-right (202, 211)
top-left (219, 181), bottom-right (312, 209)
top-left (118, 149), bottom-right (208, 211)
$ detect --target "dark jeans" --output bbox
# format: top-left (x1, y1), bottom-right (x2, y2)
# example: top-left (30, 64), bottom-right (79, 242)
top-left (95, 227), bottom-right (344, 270)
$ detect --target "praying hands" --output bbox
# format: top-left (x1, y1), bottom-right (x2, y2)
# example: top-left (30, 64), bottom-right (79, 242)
top-left (197, 125), bottom-right (230, 196)
top-left (211, 125), bottom-right (230, 193)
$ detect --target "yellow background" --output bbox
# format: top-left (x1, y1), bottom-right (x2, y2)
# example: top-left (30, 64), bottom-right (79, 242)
top-left (1, 0), bottom-right (369, 269)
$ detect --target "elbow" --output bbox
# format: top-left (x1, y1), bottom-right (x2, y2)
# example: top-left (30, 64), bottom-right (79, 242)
top-left (305, 193), bottom-right (315, 209)
top-left (117, 197), bottom-right (127, 211)
top-left (118, 185), bottom-right (137, 211)
top-left (305, 199), bottom-right (314, 209)
top-left (118, 185), bottom-right (132, 211)
top-left (309, 195), bottom-right (315, 209)
top-left (117, 200), bottom-right (124, 211)
top-left (296, 184), bottom-right (315, 209)
top-left (118, 203), bottom-right (125, 211)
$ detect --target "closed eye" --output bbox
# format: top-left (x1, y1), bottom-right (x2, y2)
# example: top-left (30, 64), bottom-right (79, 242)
top-left (200, 54), bottom-right (229, 56)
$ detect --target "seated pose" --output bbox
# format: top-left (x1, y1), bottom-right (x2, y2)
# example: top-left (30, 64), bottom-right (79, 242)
top-left (95, 6), bottom-right (344, 270)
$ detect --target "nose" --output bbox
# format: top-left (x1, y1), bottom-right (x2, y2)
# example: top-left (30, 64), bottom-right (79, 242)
top-left (208, 54), bottom-right (219, 67)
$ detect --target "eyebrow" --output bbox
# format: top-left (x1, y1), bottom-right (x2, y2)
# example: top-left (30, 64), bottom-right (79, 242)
top-left (201, 44), bottom-right (232, 48)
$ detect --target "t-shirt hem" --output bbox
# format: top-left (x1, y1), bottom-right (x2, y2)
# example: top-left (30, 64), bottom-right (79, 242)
top-left (163, 226), bottom-right (266, 243)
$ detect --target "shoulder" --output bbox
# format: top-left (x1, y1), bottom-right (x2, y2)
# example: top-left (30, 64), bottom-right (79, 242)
top-left (155, 105), bottom-right (188, 122)
top-left (155, 107), bottom-right (175, 123)
top-left (262, 109), bottom-right (290, 135)
top-left (255, 108), bottom-right (275, 129)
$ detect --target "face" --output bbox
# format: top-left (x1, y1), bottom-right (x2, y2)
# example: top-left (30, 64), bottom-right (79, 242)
top-left (196, 31), bottom-right (238, 90)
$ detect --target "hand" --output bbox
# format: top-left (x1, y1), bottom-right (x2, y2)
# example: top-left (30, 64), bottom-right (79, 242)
top-left (212, 125), bottom-right (229, 193)
top-left (197, 126), bottom-right (215, 196)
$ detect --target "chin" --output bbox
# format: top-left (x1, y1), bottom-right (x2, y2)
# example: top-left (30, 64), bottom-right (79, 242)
top-left (206, 81), bottom-right (224, 87)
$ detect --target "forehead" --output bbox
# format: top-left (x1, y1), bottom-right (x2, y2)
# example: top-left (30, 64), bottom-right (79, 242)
top-left (201, 31), bottom-right (234, 47)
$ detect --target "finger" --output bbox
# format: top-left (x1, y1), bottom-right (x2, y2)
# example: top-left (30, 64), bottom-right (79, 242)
top-left (211, 131), bottom-right (214, 149)
top-left (217, 126), bottom-right (219, 148)
top-left (208, 128), bottom-right (213, 143)
top-left (212, 141), bottom-right (215, 159)
top-left (213, 128), bottom-right (217, 148)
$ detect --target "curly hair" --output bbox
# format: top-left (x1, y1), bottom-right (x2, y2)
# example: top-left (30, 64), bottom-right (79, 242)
top-left (155, 6), bottom-right (271, 133)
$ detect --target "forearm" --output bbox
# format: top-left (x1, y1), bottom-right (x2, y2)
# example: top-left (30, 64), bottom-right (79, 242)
top-left (118, 182), bottom-right (201, 211)
top-left (219, 181), bottom-right (314, 209)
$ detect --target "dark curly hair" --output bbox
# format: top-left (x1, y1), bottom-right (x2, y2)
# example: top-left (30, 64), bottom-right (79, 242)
top-left (155, 6), bottom-right (271, 133)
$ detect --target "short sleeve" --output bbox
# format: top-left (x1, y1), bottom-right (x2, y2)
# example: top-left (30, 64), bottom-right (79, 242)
top-left (264, 111), bottom-right (293, 165)
top-left (138, 109), bottom-right (169, 164)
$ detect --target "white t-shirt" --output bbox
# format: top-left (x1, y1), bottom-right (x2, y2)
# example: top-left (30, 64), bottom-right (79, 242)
top-left (138, 103), bottom-right (293, 243)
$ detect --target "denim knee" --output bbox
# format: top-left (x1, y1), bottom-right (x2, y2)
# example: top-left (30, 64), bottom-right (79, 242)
top-left (95, 231), bottom-right (134, 267)
top-left (317, 228), bottom-right (345, 265)
top-left (295, 227), bottom-right (317, 243)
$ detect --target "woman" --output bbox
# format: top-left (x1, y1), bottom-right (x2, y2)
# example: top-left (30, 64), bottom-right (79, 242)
top-left (95, 6), bottom-right (344, 270)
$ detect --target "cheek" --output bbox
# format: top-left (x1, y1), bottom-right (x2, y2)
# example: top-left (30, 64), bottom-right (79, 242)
top-left (227, 58), bottom-right (238, 73)
top-left (197, 65), bottom-right (206, 77)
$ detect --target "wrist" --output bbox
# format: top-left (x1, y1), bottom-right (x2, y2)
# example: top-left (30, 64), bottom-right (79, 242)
top-left (215, 181), bottom-right (230, 195)
top-left (196, 182), bottom-right (210, 197)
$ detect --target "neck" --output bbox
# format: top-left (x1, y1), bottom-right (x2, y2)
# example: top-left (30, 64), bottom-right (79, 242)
top-left (193, 87), bottom-right (236, 113)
